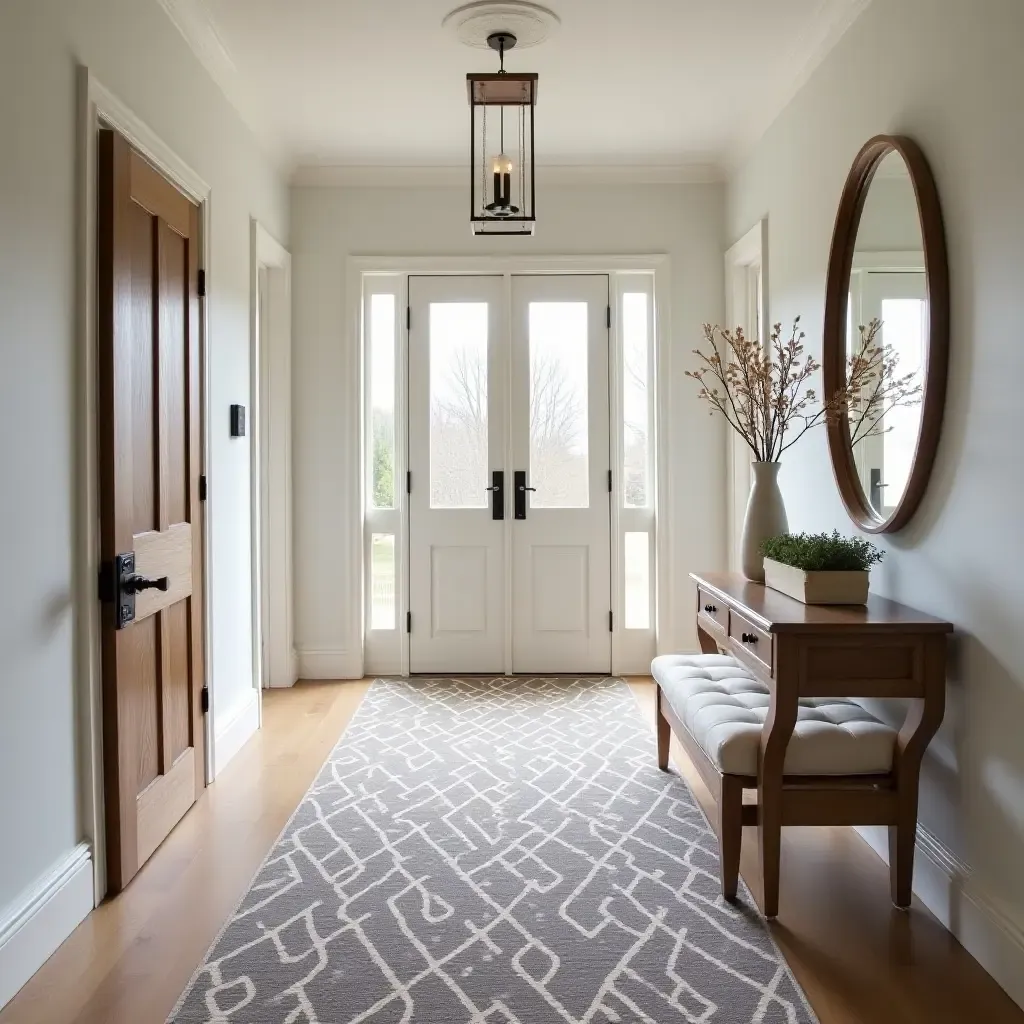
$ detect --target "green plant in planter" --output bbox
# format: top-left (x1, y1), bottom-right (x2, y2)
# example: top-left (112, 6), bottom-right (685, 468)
top-left (761, 530), bottom-right (884, 572)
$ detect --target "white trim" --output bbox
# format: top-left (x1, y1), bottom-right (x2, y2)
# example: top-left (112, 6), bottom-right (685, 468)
top-left (856, 825), bottom-right (1024, 1010)
top-left (0, 845), bottom-right (93, 1010)
top-left (212, 690), bottom-right (261, 777)
top-left (292, 163), bottom-right (723, 189)
top-left (250, 221), bottom-right (295, 694)
top-left (349, 255), bottom-right (672, 674)
top-left (297, 647), bottom-right (363, 680)
top-left (77, 67), bottom-right (214, 902)
top-left (852, 250), bottom-right (926, 270)
top-left (350, 255), bottom-right (670, 275)
top-left (725, 0), bottom-right (874, 169)
top-left (723, 220), bottom-right (769, 575)
top-left (154, 0), bottom-right (284, 167)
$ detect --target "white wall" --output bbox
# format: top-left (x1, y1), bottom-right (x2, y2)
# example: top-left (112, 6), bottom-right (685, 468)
top-left (727, 0), bottom-right (1024, 1004)
top-left (0, 0), bottom-right (287, 997)
top-left (291, 182), bottom-right (726, 677)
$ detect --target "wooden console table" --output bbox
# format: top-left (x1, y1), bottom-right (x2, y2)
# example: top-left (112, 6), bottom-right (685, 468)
top-left (689, 572), bottom-right (952, 917)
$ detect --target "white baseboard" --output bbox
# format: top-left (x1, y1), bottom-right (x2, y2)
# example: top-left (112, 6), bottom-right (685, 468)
top-left (857, 824), bottom-right (1024, 1010)
top-left (297, 646), bottom-right (362, 680)
top-left (213, 688), bottom-right (261, 777)
top-left (0, 844), bottom-right (94, 1010)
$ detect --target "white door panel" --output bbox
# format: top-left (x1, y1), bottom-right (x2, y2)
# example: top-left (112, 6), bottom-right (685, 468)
top-left (510, 275), bottom-right (611, 674)
top-left (408, 276), bottom-right (506, 673)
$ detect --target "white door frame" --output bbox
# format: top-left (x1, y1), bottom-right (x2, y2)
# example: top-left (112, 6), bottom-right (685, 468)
top-left (250, 221), bottom-right (296, 696)
top-left (724, 220), bottom-right (769, 574)
top-left (76, 68), bottom-right (214, 901)
top-left (350, 254), bottom-right (670, 679)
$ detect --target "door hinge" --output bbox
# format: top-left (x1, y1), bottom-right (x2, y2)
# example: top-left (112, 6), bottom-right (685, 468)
top-left (201, 686), bottom-right (210, 714)
top-left (609, 610), bottom-right (614, 632)
top-left (608, 469), bottom-right (613, 493)
top-left (406, 611), bottom-right (412, 633)
top-left (198, 268), bottom-right (207, 298)
top-left (199, 474), bottom-right (208, 501)
top-left (607, 305), bottom-right (612, 329)
top-left (406, 470), bottom-right (412, 494)
top-left (406, 306), bottom-right (411, 331)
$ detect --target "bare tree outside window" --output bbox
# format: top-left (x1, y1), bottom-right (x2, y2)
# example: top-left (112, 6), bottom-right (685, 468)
top-left (430, 303), bottom-right (489, 508)
top-left (623, 293), bottom-right (649, 508)
top-left (529, 303), bottom-right (589, 508)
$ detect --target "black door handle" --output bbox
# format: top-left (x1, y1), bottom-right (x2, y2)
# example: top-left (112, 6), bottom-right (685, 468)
top-left (486, 470), bottom-right (504, 520)
top-left (123, 574), bottom-right (169, 594)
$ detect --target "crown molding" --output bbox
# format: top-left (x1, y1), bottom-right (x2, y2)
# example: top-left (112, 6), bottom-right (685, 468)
top-left (291, 162), bottom-right (723, 188)
top-left (724, 0), bottom-right (874, 172)
top-left (156, 0), bottom-right (288, 169)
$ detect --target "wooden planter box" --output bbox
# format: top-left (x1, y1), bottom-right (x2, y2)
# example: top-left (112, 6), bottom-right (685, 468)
top-left (763, 557), bottom-right (869, 605)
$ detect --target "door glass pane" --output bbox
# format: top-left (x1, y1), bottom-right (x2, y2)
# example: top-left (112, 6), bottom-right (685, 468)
top-left (370, 534), bottom-right (395, 629)
top-left (880, 298), bottom-right (926, 506)
top-left (623, 292), bottom-right (649, 508)
top-left (369, 294), bottom-right (396, 509)
top-left (529, 302), bottom-right (589, 508)
top-left (430, 303), bottom-right (489, 508)
top-left (624, 532), bottom-right (650, 630)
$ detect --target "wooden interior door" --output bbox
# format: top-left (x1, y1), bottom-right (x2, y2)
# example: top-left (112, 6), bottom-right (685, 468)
top-left (97, 128), bottom-right (205, 893)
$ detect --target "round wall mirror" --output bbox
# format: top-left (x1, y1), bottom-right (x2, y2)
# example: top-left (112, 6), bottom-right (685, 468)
top-left (823, 135), bottom-right (949, 533)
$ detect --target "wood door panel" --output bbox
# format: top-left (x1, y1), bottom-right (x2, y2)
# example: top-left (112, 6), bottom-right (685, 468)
top-left (136, 750), bottom-right (195, 867)
top-left (129, 148), bottom-right (192, 237)
top-left (99, 128), bottom-right (206, 893)
top-left (158, 220), bottom-right (188, 526)
top-left (127, 614), bottom-right (161, 793)
top-left (130, 204), bottom-right (156, 533)
top-left (133, 523), bottom-right (193, 620)
top-left (162, 601), bottom-right (193, 766)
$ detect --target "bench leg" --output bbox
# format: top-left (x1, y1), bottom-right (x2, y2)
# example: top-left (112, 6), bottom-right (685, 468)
top-left (717, 776), bottom-right (742, 901)
top-left (888, 818), bottom-right (917, 909)
top-left (655, 687), bottom-right (671, 771)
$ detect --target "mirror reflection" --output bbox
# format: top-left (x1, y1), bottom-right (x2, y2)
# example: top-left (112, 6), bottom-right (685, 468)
top-left (846, 149), bottom-right (927, 518)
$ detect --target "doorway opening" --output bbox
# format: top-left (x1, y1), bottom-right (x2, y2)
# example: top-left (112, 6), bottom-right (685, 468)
top-left (360, 261), bottom-right (662, 677)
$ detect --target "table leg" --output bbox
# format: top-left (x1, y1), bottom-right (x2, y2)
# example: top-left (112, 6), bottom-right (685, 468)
top-left (758, 676), bottom-right (798, 919)
top-left (697, 622), bottom-right (719, 654)
top-left (890, 640), bottom-right (946, 907)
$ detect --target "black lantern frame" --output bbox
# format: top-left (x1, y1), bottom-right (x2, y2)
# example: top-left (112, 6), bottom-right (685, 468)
top-left (467, 39), bottom-right (537, 236)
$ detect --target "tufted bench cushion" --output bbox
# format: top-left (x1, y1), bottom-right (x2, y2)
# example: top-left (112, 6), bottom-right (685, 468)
top-left (652, 653), bottom-right (897, 777)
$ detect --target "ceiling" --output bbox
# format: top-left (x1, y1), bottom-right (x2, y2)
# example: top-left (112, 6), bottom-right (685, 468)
top-left (159, 0), bottom-right (871, 179)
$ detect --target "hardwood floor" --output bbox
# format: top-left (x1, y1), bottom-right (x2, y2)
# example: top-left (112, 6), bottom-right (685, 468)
top-left (1, 677), bottom-right (1019, 1024)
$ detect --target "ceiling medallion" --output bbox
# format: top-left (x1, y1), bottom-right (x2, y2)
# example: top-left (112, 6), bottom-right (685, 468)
top-left (447, 2), bottom-right (555, 236)
top-left (442, 1), bottom-right (561, 50)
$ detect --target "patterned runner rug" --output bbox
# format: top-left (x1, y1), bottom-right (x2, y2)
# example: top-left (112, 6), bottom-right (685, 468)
top-left (170, 677), bottom-right (817, 1023)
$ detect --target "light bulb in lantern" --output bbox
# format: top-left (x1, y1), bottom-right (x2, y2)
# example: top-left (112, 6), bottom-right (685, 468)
top-left (491, 153), bottom-right (513, 176)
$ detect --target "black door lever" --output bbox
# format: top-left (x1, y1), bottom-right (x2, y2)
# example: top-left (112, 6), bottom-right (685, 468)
top-left (123, 574), bottom-right (169, 594)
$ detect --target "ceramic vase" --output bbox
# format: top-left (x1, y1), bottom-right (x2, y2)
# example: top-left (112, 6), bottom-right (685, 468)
top-left (740, 461), bottom-right (789, 582)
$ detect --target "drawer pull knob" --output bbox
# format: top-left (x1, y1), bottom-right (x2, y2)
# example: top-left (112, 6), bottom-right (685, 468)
top-left (704, 603), bottom-right (717, 614)
top-left (742, 632), bottom-right (759, 644)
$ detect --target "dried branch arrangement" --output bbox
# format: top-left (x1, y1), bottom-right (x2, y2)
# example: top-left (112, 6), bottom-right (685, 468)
top-left (686, 317), bottom-right (922, 462)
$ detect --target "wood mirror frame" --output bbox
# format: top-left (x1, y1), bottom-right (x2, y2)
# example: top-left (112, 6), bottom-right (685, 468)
top-left (822, 134), bottom-right (950, 534)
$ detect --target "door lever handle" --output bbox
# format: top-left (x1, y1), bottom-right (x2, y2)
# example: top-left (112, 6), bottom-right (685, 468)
top-left (123, 574), bottom-right (169, 594)
top-left (518, 485), bottom-right (537, 492)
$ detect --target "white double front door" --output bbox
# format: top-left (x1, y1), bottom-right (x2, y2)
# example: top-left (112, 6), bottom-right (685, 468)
top-left (408, 274), bottom-right (611, 675)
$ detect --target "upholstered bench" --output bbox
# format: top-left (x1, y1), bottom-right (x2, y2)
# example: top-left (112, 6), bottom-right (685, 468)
top-left (652, 653), bottom-right (898, 902)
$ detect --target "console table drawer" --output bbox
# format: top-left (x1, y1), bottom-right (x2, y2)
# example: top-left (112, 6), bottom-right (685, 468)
top-left (697, 588), bottom-right (729, 633)
top-left (729, 609), bottom-right (773, 676)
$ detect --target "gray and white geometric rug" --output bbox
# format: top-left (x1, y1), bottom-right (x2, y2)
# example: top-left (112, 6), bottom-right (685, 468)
top-left (170, 677), bottom-right (817, 1023)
